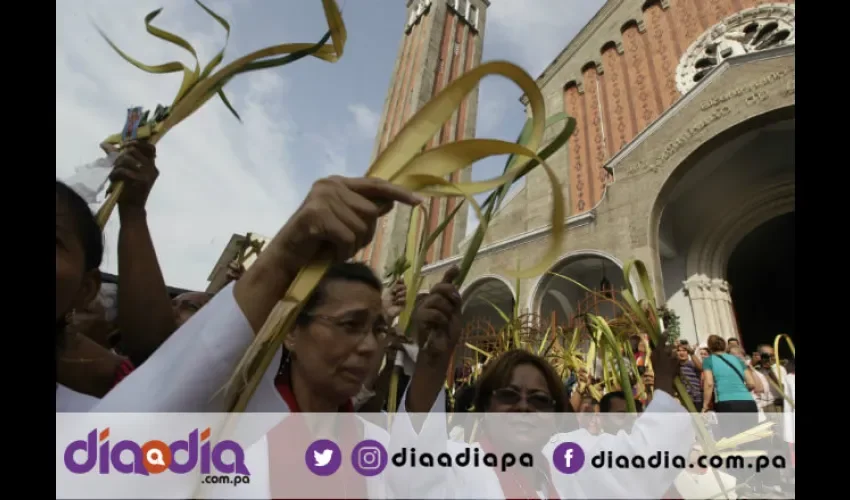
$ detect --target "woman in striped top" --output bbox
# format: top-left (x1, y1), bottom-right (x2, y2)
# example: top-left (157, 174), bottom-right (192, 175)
top-left (676, 342), bottom-right (704, 410)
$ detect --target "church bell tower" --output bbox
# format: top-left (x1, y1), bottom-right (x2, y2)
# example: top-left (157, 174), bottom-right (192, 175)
top-left (356, 0), bottom-right (490, 276)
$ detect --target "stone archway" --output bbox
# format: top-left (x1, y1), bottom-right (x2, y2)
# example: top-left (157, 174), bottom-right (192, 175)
top-left (455, 276), bottom-right (516, 374)
top-left (726, 212), bottom-right (795, 353)
top-left (460, 275), bottom-right (516, 330)
top-left (530, 251), bottom-right (627, 327)
top-left (654, 108), bottom-right (794, 344)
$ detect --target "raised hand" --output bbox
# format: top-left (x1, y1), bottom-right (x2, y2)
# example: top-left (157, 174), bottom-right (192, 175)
top-left (234, 176), bottom-right (422, 332)
top-left (272, 176), bottom-right (423, 272)
top-left (108, 141), bottom-right (158, 211)
top-left (383, 279), bottom-right (407, 322)
top-left (577, 367), bottom-right (590, 389)
top-left (412, 267), bottom-right (462, 360)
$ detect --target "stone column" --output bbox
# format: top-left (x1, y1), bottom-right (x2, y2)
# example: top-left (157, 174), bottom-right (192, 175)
top-left (684, 276), bottom-right (712, 343)
top-left (684, 276), bottom-right (739, 342)
top-left (711, 278), bottom-right (739, 341)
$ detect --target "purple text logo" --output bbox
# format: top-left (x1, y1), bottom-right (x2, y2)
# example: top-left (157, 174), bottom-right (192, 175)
top-left (63, 427), bottom-right (250, 476)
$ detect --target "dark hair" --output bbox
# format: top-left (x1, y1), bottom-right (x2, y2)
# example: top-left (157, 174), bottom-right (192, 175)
top-left (727, 337), bottom-right (739, 344)
top-left (279, 262), bottom-right (383, 376)
top-left (707, 335), bottom-right (726, 353)
top-left (295, 261), bottom-right (383, 326)
top-left (580, 395), bottom-right (599, 407)
top-left (56, 181), bottom-right (103, 272)
top-left (454, 383), bottom-right (477, 413)
top-left (756, 344), bottom-right (772, 353)
top-left (56, 181), bottom-right (103, 353)
top-left (628, 335), bottom-right (641, 352)
top-left (599, 391), bottom-right (644, 412)
top-left (474, 349), bottom-right (568, 413)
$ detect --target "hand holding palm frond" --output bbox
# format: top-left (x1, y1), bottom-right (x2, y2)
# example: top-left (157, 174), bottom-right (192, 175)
top-left (93, 0), bottom-right (347, 227)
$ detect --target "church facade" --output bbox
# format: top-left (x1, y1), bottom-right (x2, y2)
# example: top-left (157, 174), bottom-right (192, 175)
top-left (366, 0), bottom-right (796, 349)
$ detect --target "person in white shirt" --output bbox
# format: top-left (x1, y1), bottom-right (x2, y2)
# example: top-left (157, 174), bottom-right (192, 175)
top-left (230, 261), bottom-right (396, 499)
top-left (782, 360), bottom-right (794, 445)
top-left (546, 344), bottom-right (694, 499)
top-left (389, 268), bottom-right (695, 499)
top-left (57, 175), bottom-right (422, 498)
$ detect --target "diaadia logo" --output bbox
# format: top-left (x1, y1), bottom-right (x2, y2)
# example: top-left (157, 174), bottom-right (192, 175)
top-left (63, 427), bottom-right (250, 476)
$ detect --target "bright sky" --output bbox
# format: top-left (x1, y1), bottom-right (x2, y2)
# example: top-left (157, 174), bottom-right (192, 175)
top-left (56, 0), bottom-right (605, 291)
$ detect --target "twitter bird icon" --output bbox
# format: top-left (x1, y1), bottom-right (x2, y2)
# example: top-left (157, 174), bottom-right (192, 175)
top-left (314, 449), bottom-right (334, 467)
top-left (305, 440), bottom-right (342, 476)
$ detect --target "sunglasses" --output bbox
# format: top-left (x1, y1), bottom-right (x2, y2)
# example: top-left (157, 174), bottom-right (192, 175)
top-left (491, 388), bottom-right (556, 411)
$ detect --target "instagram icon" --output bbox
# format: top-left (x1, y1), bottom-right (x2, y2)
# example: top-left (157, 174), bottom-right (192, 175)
top-left (351, 440), bottom-right (388, 476)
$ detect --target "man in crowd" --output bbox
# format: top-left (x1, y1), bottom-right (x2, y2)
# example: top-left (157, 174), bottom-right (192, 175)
top-left (726, 337), bottom-right (740, 352)
top-left (598, 390), bottom-right (644, 435)
top-left (676, 341), bottom-right (703, 410)
top-left (755, 344), bottom-right (786, 415)
top-left (753, 344), bottom-right (788, 493)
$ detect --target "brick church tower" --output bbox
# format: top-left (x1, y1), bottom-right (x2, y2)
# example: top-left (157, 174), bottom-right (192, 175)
top-left (355, 0), bottom-right (489, 275)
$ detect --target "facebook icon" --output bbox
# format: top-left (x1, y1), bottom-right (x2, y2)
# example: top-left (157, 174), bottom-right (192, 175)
top-left (552, 442), bottom-right (585, 474)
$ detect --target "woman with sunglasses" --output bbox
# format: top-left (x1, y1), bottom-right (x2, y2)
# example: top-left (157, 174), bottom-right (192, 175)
top-left (389, 269), bottom-right (695, 499)
top-left (391, 266), bottom-right (566, 498)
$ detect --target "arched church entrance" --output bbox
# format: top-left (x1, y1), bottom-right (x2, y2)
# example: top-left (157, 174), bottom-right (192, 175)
top-left (727, 212), bottom-right (795, 355)
top-left (455, 277), bottom-right (515, 375)
top-left (461, 276), bottom-right (516, 328)
top-left (532, 252), bottom-right (626, 329)
top-left (655, 107), bottom-right (794, 347)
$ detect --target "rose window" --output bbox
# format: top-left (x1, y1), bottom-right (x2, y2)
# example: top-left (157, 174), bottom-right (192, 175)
top-left (675, 3), bottom-right (795, 94)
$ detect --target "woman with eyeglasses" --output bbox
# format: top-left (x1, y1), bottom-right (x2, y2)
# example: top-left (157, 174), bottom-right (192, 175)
top-left (59, 175), bottom-right (422, 499)
top-left (388, 268), bottom-right (695, 499)
top-left (206, 261), bottom-right (394, 500)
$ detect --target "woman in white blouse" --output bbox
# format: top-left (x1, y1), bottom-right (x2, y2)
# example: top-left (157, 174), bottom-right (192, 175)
top-left (56, 175), bottom-right (422, 498)
top-left (389, 269), bottom-right (695, 499)
top-left (215, 261), bottom-right (398, 499)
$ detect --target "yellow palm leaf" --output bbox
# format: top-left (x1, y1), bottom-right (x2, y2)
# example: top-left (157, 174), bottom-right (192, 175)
top-left (95, 0), bottom-right (347, 228)
top-left (224, 59), bottom-right (571, 413)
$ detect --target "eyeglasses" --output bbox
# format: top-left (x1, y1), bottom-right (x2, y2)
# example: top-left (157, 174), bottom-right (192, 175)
top-left (491, 388), bottom-right (556, 411)
top-left (304, 313), bottom-right (390, 342)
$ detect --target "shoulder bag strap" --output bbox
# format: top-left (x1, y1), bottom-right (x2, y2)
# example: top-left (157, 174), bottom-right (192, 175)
top-left (714, 354), bottom-right (748, 385)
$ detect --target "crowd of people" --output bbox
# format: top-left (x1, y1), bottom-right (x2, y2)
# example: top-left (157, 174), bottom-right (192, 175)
top-left (56, 142), bottom-right (795, 499)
